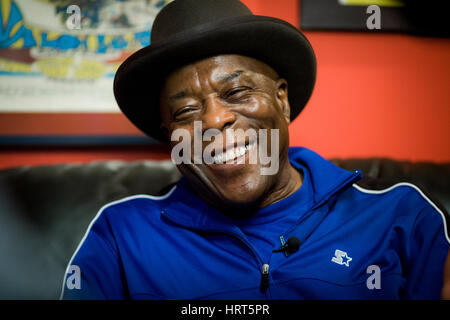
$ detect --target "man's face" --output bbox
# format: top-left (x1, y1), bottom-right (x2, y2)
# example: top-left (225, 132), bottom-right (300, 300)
top-left (159, 54), bottom-right (292, 209)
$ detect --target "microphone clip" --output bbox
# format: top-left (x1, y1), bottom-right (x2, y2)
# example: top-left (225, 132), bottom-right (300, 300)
top-left (273, 236), bottom-right (301, 256)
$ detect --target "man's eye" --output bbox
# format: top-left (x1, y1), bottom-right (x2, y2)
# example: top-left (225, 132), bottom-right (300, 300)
top-left (224, 87), bottom-right (250, 100)
top-left (173, 107), bottom-right (196, 119)
top-left (226, 88), bottom-right (244, 97)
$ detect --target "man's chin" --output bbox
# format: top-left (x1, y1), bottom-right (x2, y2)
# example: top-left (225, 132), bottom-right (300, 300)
top-left (179, 164), bottom-right (269, 213)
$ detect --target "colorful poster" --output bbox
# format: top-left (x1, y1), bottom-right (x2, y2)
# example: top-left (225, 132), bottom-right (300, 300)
top-left (0, 0), bottom-right (171, 112)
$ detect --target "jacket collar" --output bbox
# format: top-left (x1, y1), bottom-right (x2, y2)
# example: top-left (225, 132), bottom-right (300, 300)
top-left (287, 147), bottom-right (362, 206)
top-left (161, 147), bottom-right (362, 232)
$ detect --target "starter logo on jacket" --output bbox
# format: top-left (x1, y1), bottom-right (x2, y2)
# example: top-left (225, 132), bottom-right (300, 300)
top-left (331, 249), bottom-right (352, 267)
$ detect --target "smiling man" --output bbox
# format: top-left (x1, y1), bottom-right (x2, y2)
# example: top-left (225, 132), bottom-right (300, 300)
top-left (61, 0), bottom-right (449, 300)
top-left (159, 54), bottom-right (299, 211)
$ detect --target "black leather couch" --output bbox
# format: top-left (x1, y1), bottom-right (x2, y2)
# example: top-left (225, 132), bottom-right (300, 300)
top-left (0, 158), bottom-right (448, 299)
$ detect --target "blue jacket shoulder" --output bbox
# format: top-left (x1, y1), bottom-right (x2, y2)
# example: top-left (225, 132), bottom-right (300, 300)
top-left (351, 182), bottom-right (449, 243)
top-left (90, 188), bottom-right (177, 233)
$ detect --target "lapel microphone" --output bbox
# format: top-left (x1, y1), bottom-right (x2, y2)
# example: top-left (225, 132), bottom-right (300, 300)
top-left (273, 236), bottom-right (301, 255)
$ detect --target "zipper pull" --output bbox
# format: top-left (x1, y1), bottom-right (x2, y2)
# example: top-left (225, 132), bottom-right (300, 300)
top-left (260, 264), bottom-right (270, 292)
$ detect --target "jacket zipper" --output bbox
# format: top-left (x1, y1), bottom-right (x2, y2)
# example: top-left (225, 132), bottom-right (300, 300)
top-left (206, 229), bottom-right (271, 294)
top-left (261, 264), bottom-right (270, 293)
top-left (225, 230), bottom-right (270, 294)
top-left (161, 210), bottom-right (271, 295)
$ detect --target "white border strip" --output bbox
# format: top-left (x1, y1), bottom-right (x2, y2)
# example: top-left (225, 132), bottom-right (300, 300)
top-left (58, 186), bottom-right (177, 300)
top-left (352, 182), bottom-right (450, 244)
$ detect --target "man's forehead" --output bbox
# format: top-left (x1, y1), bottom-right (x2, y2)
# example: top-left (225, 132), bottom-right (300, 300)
top-left (166, 54), bottom-right (279, 83)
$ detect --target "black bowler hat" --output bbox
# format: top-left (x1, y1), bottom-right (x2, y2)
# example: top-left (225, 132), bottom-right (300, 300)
top-left (113, 0), bottom-right (316, 142)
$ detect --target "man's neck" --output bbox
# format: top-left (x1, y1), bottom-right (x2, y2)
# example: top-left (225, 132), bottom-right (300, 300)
top-left (185, 160), bottom-right (303, 219)
top-left (258, 163), bottom-right (303, 209)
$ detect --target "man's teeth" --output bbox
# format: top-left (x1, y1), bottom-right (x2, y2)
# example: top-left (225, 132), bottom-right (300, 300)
top-left (213, 143), bottom-right (253, 163)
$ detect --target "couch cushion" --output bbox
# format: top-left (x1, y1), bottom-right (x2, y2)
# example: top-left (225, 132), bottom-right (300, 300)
top-left (0, 160), bottom-right (180, 299)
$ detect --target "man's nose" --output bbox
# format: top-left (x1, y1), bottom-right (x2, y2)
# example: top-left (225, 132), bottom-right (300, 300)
top-left (202, 96), bottom-right (236, 131)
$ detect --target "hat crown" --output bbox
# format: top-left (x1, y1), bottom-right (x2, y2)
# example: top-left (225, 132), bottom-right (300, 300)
top-left (151, 0), bottom-right (252, 44)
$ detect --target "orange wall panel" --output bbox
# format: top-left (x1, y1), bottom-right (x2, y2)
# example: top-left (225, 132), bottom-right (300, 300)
top-left (291, 32), bottom-right (450, 162)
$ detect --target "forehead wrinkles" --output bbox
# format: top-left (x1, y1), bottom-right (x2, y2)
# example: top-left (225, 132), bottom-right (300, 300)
top-left (193, 63), bottom-right (212, 93)
top-left (211, 55), bottom-right (279, 81)
top-left (174, 62), bottom-right (213, 98)
top-left (163, 55), bottom-right (280, 100)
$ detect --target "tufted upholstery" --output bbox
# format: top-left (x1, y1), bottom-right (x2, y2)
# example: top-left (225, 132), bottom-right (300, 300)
top-left (0, 158), bottom-right (448, 299)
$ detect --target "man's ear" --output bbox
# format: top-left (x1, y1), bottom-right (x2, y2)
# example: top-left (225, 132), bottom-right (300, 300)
top-left (275, 79), bottom-right (290, 124)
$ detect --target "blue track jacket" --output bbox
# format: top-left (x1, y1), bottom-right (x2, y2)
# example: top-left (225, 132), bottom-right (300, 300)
top-left (61, 147), bottom-right (450, 299)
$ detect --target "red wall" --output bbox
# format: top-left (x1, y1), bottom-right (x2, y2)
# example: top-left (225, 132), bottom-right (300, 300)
top-left (0, 0), bottom-right (449, 169)
top-left (246, 0), bottom-right (450, 162)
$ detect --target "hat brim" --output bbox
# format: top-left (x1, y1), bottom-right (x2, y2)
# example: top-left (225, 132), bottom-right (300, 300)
top-left (114, 15), bottom-right (316, 142)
